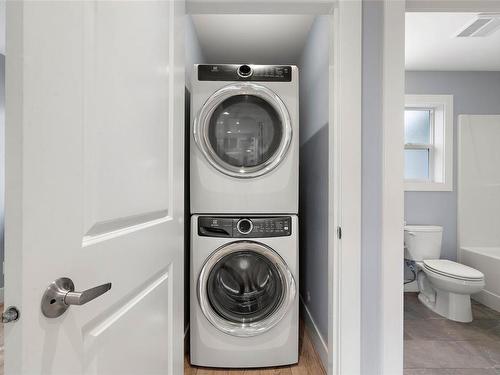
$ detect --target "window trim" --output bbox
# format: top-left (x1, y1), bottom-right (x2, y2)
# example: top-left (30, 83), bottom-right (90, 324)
top-left (404, 95), bottom-right (454, 192)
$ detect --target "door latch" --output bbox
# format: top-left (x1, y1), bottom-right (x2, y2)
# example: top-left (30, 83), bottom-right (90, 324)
top-left (2, 306), bottom-right (20, 323)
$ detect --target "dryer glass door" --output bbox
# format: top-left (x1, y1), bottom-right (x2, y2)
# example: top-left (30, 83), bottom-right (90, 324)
top-left (209, 95), bottom-right (282, 169)
top-left (194, 83), bottom-right (292, 178)
top-left (198, 241), bottom-right (295, 337)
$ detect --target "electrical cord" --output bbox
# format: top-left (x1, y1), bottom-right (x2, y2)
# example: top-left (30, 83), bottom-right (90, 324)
top-left (404, 259), bottom-right (417, 284)
top-left (404, 268), bottom-right (416, 284)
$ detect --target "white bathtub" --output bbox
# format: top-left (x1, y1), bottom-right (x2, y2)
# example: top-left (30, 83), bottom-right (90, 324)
top-left (460, 246), bottom-right (500, 312)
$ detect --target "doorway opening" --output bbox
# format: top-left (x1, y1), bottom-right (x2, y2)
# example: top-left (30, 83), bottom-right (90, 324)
top-left (403, 9), bottom-right (500, 373)
top-left (184, 13), bottom-right (333, 373)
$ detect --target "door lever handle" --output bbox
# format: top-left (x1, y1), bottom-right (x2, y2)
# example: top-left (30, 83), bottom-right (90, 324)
top-left (41, 277), bottom-right (112, 318)
top-left (64, 283), bottom-right (112, 306)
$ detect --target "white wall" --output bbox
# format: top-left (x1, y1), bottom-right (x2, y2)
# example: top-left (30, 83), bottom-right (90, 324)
top-left (458, 115), bottom-right (500, 247)
top-left (0, 53), bottom-right (4, 290)
top-left (298, 15), bottom-right (330, 349)
top-left (0, 0), bottom-right (5, 293)
top-left (185, 15), bottom-right (206, 89)
top-left (361, 1), bottom-right (383, 373)
top-left (190, 14), bottom-right (314, 65)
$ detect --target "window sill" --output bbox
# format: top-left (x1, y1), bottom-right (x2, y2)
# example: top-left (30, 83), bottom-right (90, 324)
top-left (405, 181), bottom-right (453, 192)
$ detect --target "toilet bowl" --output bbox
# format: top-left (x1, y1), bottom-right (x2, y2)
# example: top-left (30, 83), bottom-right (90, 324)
top-left (405, 225), bottom-right (485, 323)
top-left (416, 259), bottom-right (485, 322)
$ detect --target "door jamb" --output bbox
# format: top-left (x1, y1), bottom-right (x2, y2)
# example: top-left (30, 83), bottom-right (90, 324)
top-left (331, 2), bottom-right (362, 375)
top-left (380, 1), bottom-right (405, 374)
top-left (185, 1), bottom-right (362, 374)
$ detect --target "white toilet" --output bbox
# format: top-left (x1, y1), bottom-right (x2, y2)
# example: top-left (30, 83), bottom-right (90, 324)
top-left (404, 225), bottom-right (485, 323)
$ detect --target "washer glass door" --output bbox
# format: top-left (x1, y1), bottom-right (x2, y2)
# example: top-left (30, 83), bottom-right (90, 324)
top-left (198, 241), bottom-right (295, 337)
top-left (208, 250), bottom-right (282, 323)
top-left (194, 83), bottom-right (292, 178)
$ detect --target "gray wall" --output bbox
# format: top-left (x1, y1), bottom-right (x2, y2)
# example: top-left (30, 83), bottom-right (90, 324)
top-left (361, 1), bottom-right (383, 373)
top-left (298, 16), bottom-right (330, 342)
top-left (0, 54), bottom-right (4, 289)
top-left (405, 71), bottom-right (500, 260)
top-left (185, 16), bottom-right (205, 330)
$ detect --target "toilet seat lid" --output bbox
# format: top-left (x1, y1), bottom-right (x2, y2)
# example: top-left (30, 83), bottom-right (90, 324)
top-left (423, 259), bottom-right (484, 280)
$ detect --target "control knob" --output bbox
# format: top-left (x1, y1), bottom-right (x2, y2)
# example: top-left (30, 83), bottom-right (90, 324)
top-left (237, 218), bottom-right (253, 235)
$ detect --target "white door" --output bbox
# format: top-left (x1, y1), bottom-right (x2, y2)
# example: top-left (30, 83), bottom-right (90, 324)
top-left (4, 1), bottom-right (185, 374)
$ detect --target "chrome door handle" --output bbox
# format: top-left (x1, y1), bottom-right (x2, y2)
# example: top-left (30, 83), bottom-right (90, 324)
top-left (64, 283), bottom-right (112, 305)
top-left (41, 277), bottom-right (112, 318)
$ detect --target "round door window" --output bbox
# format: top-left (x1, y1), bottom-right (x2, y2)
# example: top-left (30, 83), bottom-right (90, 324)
top-left (207, 250), bottom-right (283, 324)
top-left (197, 241), bottom-right (296, 337)
top-left (194, 83), bottom-right (292, 178)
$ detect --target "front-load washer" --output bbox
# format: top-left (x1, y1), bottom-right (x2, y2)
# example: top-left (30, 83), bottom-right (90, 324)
top-left (190, 215), bottom-right (298, 368)
top-left (190, 64), bottom-right (299, 214)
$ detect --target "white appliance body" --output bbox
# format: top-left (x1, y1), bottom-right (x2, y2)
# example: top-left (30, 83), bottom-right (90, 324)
top-left (190, 215), bottom-right (299, 368)
top-left (190, 64), bottom-right (299, 214)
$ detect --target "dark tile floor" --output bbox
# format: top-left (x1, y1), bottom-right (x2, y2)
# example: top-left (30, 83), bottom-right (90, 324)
top-left (405, 292), bottom-right (500, 375)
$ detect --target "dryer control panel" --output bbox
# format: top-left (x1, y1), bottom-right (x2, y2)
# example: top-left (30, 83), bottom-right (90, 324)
top-left (198, 216), bottom-right (292, 238)
top-left (198, 64), bottom-right (293, 82)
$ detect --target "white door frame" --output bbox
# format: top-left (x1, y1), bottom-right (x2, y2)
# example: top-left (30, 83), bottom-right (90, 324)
top-left (381, 1), bottom-right (500, 374)
top-left (186, 1), bottom-right (362, 374)
top-left (380, 2), bottom-right (406, 375)
top-left (331, 2), bottom-right (362, 375)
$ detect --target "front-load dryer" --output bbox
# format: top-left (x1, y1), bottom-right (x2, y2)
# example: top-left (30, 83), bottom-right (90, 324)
top-left (190, 64), bottom-right (299, 214)
top-left (190, 215), bottom-right (299, 368)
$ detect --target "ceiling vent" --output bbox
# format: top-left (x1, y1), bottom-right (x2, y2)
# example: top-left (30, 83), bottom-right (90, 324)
top-left (456, 13), bottom-right (500, 37)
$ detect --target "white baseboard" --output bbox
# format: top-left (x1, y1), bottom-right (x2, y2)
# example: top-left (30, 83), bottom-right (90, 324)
top-left (0, 287), bottom-right (3, 303)
top-left (473, 289), bottom-right (500, 313)
top-left (299, 297), bottom-right (328, 372)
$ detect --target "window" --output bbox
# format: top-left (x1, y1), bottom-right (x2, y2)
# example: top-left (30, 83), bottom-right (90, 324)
top-left (404, 95), bottom-right (453, 191)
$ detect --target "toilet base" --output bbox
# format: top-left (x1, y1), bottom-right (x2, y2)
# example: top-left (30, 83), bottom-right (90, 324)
top-left (418, 289), bottom-right (473, 323)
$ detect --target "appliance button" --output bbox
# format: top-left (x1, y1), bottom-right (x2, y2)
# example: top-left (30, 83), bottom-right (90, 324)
top-left (237, 64), bottom-right (253, 78)
top-left (237, 219), bottom-right (253, 235)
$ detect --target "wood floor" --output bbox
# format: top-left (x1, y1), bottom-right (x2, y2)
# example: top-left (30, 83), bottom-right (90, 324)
top-left (184, 322), bottom-right (326, 375)
top-left (0, 306), bottom-right (324, 375)
top-left (3, 295), bottom-right (500, 374)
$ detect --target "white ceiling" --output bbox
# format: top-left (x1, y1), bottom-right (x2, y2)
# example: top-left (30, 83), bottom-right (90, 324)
top-left (191, 14), bottom-right (315, 64)
top-left (406, 12), bottom-right (500, 71)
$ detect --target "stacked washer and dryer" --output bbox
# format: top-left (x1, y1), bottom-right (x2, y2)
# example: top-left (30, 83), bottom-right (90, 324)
top-left (190, 64), bottom-right (300, 368)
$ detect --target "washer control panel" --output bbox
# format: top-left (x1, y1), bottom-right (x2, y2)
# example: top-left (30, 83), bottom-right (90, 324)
top-left (198, 64), bottom-right (292, 82)
top-left (198, 216), bottom-right (292, 238)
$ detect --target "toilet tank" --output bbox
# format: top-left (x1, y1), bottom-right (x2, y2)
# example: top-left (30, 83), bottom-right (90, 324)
top-left (404, 225), bottom-right (443, 261)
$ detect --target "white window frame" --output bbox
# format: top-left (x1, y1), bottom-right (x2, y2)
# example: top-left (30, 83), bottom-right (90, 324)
top-left (404, 94), bottom-right (454, 192)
